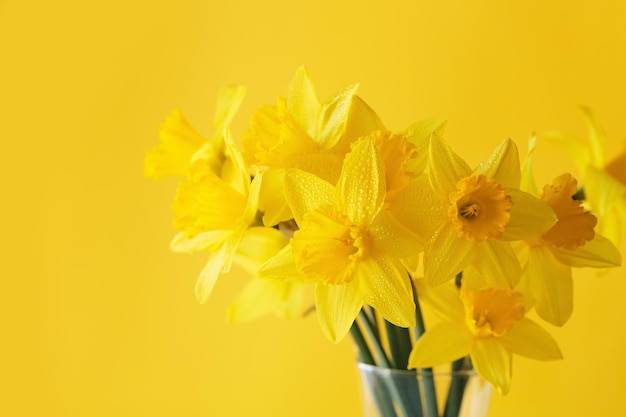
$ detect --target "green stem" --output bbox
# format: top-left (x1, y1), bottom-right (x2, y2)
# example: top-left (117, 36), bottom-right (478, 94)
top-left (358, 310), bottom-right (391, 368)
top-left (350, 320), bottom-right (375, 365)
top-left (384, 320), bottom-right (401, 369)
top-left (371, 381), bottom-right (400, 417)
top-left (395, 326), bottom-right (413, 371)
top-left (412, 280), bottom-right (438, 417)
top-left (413, 282), bottom-right (426, 339)
top-left (358, 311), bottom-right (418, 417)
top-left (353, 317), bottom-right (398, 417)
top-left (363, 306), bottom-right (385, 360)
top-left (363, 305), bottom-right (379, 335)
top-left (443, 357), bottom-right (469, 417)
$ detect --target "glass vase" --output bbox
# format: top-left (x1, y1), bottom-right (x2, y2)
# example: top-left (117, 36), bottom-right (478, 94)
top-left (357, 363), bottom-right (492, 417)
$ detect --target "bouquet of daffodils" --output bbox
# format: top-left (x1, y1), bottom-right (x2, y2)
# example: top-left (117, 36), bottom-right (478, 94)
top-left (145, 67), bottom-right (624, 414)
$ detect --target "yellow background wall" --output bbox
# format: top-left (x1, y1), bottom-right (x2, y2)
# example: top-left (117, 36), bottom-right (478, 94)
top-left (3, 0), bottom-right (625, 415)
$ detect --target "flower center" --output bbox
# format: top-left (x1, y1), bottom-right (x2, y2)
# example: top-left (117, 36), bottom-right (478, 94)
top-left (461, 288), bottom-right (525, 338)
top-left (460, 203), bottom-right (480, 218)
top-left (539, 174), bottom-right (597, 250)
top-left (291, 206), bottom-right (367, 285)
top-left (448, 174), bottom-right (513, 242)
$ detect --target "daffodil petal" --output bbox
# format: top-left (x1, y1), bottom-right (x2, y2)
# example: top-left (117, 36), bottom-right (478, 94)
top-left (257, 244), bottom-right (305, 281)
top-left (190, 142), bottom-right (225, 175)
top-left (317, 83), bottom-right (359, 149)
top-left (283, 151), bottom-right (344, 185)
top-left (605, 145), bottom-right (626, 185)
top-left (403, 118), bottom-right (447, 175)
top-left (459, 266), bottom-right (492, 291)
top-left (243, 171), bottom-right (262, 225)
top-left (336, 138), bottom-right (385, 226)
top-left (278, 97), bottom-right (319, 153)
top-left (428, 136), bottom-right (472, 195)
top-left (585, 165), bottom-right (626, 216)
top-left (221, 129), bottom-right (251, 196)
top-left (471, 240), bottom-right (521, 289)
top-left (370, 210), bottom-right (424, 258)
top-left (315, 280), bottom-right (363, 343)
top-left (195, 244), bottom-right (229, 303)
top-left (233, 227), bottom-right (287, 274)
top-left (144, 109), bottom-right (206, 179)
top-left (287, 66), bottom-right (320, 138)
top-left (220, 229), bottom-right (246, 274)
top-left (388, 175), bottom-right (446, 248)
top-left (228, 277), bottom-right (287, 322)
top-left (581, 106), bottom-right (607, 168)
top-left (228, 278), bottom-right (304, 323)
top-left (214, 84), bottom-right (246, 131)
top-left (499, 317), bottom-right (563, 361)
top-left (524, 246), bottom-right (573, 326)
top-left (170, 230), bottom-right (231, 254)
top-left (501, 189), bottom-right (557, 240)
top-left (424, 223), bottom-right (476, 286)
top-left (359, 257), bottom-right (415, 328)
top-left (172, 159), bottom-right (247, 234)
top-left (598, 205), bottom-right (625, 247)
top-left (242, 104), bottom-right (281, 166)
top-left (278, 283), bottom-right (308, 320)
top-left (413, 279), bottom-right (464, 321)
top-left (551, 234), bottom-right (622, 268)
top-left (258, 168), bottom-right (292, 226)
top-left (475, 139), bottom-right (521, 188)
top-left (333, 95), bottom-right (386, 155)
top-left (285, 169), bottom-right (335, 225)
top-left (520, 134), bottom-right (539, 196)
top-left (401, 255), bottom-right (422, 277)
top-left (542, 130), bottom-right (590, 174)
top-left (470, 338), bottom-right (512, 395)
top-left (408, 321), bottom-right (470, 368)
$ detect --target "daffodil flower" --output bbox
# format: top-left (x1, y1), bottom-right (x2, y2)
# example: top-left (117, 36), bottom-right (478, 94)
top-left (258, 138), bottom-right (420, 343)
top-left (408, 279), bottom-right (562, 395)
top-left (414, 137), bottom-right (557, 289)
top-left (144, 84), bottom-right (246, 180)
top-left (544, 108), bottom-right (626, 245)
top-left (170, 129), bottom-right (262, 303)
top-left (513, 138), bottom-right (621, 325)
top-left (242, 66), bottom-right (388, 226)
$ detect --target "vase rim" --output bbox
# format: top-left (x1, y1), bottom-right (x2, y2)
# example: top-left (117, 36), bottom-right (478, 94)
top-left (357, 361), bottom-right (477, 377)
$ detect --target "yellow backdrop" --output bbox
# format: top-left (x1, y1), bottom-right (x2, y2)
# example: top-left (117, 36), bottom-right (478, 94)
top-left (3, 0), bottom-right (625, 415)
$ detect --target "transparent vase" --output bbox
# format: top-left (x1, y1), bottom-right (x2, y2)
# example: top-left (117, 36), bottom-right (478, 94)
top-left (357, 363), bottom-right (492, 417)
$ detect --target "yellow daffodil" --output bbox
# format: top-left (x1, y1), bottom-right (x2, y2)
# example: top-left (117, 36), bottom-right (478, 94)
top-left (144, 84), bottom-right (246, 180)
top-left (242, 66), bottom-right (387, 226)
top-left (258, 138), bottom-right (420, 343)
top-left (544, 108), bottom-right (626, 245)
top-left (170, 129), bottom-right (262, 303)
top-left (513, 138), bottom-right (621, 325)
top-left (413, 137), bottom-right (557, 289)
top-left (228, 227), bottom-right (309, 322)
top-left (408, 279), bottom-right (562, 395)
